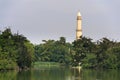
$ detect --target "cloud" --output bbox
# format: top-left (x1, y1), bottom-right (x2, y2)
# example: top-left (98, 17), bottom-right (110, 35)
top-left (0, 0), bottom-right (120, 43)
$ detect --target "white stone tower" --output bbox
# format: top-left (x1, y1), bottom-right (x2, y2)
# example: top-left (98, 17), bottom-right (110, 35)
top-left (76, 12), bottom-right (82, 40)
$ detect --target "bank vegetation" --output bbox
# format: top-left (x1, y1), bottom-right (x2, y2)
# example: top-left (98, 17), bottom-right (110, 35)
top-left (0, 28), bottom-right (120, 70)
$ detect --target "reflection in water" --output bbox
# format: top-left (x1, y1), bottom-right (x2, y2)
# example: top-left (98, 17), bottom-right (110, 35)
top-left (0, 71), bottom-right (17, 80)
top-left (17, 70), bottom-right (32, 80)
top-left (81, 69), bottom-right (120, 80)
top-left (71, 68), bottom-right (82, 80)
top-left (0, 68), bottom-right (120, 80)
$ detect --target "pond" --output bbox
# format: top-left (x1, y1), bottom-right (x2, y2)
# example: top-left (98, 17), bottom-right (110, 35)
top-left (0, 67), bottom-right (120, 80)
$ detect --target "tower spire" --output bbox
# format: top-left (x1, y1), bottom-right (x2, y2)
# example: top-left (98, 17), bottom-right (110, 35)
top-left (77, 12), bottom-right (81, 16)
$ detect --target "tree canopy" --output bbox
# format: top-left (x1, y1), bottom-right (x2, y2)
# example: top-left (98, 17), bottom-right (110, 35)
top-left (0, 28), bottom-right (34, 70)
top-left (1, 28), bottom-right (120, 70)
top-left (34, 37), bottom-right (72, 65)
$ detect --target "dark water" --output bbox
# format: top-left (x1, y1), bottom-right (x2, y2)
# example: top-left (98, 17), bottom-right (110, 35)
top-left (0, 67), bottom-right (120, 80)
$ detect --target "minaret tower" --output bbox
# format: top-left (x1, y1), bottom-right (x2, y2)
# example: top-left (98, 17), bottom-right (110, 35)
top-left (76, 12), bottom-right (82, 40)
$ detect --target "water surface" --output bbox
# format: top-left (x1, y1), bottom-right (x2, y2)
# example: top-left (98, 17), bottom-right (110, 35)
top-left (0, 67), bottom-right (120, 80)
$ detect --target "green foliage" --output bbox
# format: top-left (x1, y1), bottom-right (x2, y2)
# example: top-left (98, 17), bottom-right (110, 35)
top-left (35, 36), bottom-right (120, 69)
top-left (0, 28), bottom-right (34, 70)
top-left (1, 28), bottom-right (120, 70)
top-left (72, 36), bottom-right (95, 66)
top-left (103, 46), bottom-right (120, 69)
top-left (71, 37), bottom-right (120, 69)
top-left (34, 37), bottom-right (72, 65)
top-left (33, 62), bottom-right (61, 68)
top-left (82, 53), bottom-right (97, 68)
top-left (0, 59), bottom-right (17, 70)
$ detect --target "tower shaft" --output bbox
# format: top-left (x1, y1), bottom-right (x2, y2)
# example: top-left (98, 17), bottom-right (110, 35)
top-left (76, 12), bottom-right (82, 40)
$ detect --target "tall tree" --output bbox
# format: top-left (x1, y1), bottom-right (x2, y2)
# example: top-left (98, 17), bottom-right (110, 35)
top-left (0, 28), bottom-right (34, 70)
top-left (72, 36), bottom-right (95, 66)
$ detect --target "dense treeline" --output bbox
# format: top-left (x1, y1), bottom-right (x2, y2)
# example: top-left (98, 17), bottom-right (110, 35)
top-left (34, 37), bottom-right (72, 65)
top-left (0, 28), bottom-right (34, 70)
top-left (35, 36), bottom-right (120, 69)
top-left (1, 28), bottom-right (120, 70)
top-left (72, 36), bottom-right (120, 69)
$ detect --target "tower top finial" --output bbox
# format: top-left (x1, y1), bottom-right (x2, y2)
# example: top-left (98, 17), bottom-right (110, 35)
top-left (77, 12), bottom-right (81, 16)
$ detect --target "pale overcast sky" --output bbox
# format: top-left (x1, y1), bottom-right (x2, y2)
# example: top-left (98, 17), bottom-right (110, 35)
top-left (0, 0), bottom-right (120, 44)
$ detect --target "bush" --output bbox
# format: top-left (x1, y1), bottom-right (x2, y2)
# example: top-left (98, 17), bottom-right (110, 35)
top-left (0, 59), bottom-right (17, 70)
